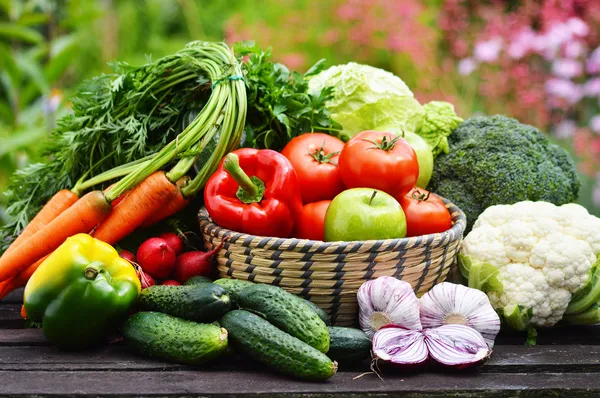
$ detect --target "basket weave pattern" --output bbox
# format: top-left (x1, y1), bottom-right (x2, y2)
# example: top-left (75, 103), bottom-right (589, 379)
top-left (198, 199), bottom-right (466, 326)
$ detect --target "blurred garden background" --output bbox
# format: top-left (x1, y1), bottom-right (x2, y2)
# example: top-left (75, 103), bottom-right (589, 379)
top-left (0, 0), bottom-right (599, 219)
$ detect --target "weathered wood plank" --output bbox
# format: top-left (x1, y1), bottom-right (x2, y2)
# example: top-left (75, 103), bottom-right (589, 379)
top-left (1, 344), bottom-right (600, 373)
top-left (0, 305), bottom-right (23, 329)
top-left (0, 371), bottom-right (599, 397)
top-left (0, 329), bottom-right (48, 346)
top-left (0, 288), bottom-right (23, 304)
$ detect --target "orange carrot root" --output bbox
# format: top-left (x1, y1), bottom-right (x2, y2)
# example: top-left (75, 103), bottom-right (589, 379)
top-left (0, 256), bottom-right (47, 299)
top-left (141, 176), bottom-right (190, 227)
top-left (5, 190), bottom-right (79, 255)
top-left (93, 171), bottom-right (178, 246)
top-left (0, 190), bottom-right (112, 282)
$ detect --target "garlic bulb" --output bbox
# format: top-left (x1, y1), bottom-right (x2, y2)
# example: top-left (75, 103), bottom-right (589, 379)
top-left (372, 326), bottom-right (428, 366)
top-left (419, 282), bottom-right (500, 348)
top-left (424, 324), bottom-right (490, 368)
top-left (358, 276), bottom-right (422, 338)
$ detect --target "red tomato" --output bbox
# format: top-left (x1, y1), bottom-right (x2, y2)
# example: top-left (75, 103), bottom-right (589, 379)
top-left (161, 280), bottom-right (181, 286)
top-left (338, 131), bottom-right (419, 198)
top-left (281, 133), bottom-right (345, 203)
top-left (398, 188), bottom-right (452, 237)
top-left (292, 200), bottom-right (331, 241)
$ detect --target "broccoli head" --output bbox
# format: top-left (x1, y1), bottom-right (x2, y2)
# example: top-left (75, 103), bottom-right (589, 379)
top-left (428, 115), bottom-right (580, 232)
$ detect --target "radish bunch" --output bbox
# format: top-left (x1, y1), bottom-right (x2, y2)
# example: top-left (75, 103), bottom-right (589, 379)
top-left (118, 232), bottom-right (220, 287)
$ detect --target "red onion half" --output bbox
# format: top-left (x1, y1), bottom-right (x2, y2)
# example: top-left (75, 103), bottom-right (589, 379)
top-left (424, 324), bottom-right (490, 369)
top-left (372, 326), bottom-right (428, 366)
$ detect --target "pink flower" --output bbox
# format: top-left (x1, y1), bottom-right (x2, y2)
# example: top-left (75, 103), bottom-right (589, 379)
top-left (591, 116), bottom-right (600, 134)
top-left (508, 28), bottom-right (535, 59)
top-left (554, 120), bottom-right (577, 139)
top-left (587, 47), bottom-right (600, 74)
top-left (474, 37), bottom-right (503, 62)
top-left (584, 78), bottom-right (600, 97)
top-left (567, 17), bottom-right (589, 37)
top-left (552, 59), bottom-right (583, 78)
top-left (564, 41), bottom-right (586, 59)
top-left (545, 78), bottom-right (582, 104)
top-left (457, 58), bottom-right (477, 76)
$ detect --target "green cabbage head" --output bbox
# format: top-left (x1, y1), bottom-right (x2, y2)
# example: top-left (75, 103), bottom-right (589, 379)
top-left (308, 62), bottom-right (424, 141)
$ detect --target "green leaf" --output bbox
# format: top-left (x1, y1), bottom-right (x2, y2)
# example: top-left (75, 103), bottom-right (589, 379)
top-left (566, 254), bottom-right (600, 315)
top-left (502, 304), bottom-right (532, 332)
top-left (0, 126), bottom-right (47, 157)
top-left (0, 22), bottom-right (44, 44)
top-left (15, 52), bottom-right (49, 95)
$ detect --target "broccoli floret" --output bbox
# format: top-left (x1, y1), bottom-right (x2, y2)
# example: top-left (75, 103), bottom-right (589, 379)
top-left (428, 115), bottom-right (580, 231)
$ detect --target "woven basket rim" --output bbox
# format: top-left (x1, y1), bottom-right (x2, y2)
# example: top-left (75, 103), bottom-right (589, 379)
top-left (198, 195), bottom-right (466, 248)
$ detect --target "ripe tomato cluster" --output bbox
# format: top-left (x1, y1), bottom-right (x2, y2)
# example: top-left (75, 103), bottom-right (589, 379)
top-left (282, 131), bottom-right (452, 241)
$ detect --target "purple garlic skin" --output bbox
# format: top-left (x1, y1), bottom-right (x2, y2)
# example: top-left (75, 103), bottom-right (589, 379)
top-left (419, 282), bottom-right (500, 348)
top-left (424, 324), bottom-right (490, 369)
top-left (358, 276), bottom-right (422, 338)
top-left (372, 325), bottom-right (428, 366)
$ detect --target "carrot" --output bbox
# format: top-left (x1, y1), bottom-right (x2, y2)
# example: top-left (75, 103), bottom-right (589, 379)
top-left (141, 176), bottom-right (190, 227)
top-left (103, 184), bottom-right (129, 207)
top-left (5, 190), bottom-right (79, 255)
top-left (0, 256), bottom-right (47, 299)
top-left (0, 190), bottom-right (112, 282)
top-left (93, 171), bottom-right (178, 245)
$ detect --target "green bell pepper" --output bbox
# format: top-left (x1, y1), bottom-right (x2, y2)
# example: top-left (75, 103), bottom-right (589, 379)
top-left (23, 234), bottom-right (141, 350)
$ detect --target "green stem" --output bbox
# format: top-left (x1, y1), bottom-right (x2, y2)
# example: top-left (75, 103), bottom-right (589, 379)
top-left (166, 156), bottom-right (197, 182)
top-left (73, 155), bottom-right (154, 195)
top-left (222, 153), bottom-right (265, 204)
top-left (368, 190), bottom-right (377, 206)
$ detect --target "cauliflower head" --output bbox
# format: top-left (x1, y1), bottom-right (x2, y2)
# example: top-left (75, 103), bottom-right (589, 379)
top-left (459, 201), bottom-right (600, 331)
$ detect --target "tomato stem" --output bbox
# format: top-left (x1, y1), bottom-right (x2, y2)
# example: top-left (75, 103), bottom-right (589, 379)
top-left (362, 135), bottom-right (403, 151)
top-left (411, 189), bottom-right (431, 202)
top-left (308, 141), bottom-right (340, 165)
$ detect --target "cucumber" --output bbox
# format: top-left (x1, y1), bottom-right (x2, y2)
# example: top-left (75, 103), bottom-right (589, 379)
top-left (138, 283), bottom-right (230, 323)
top-left (327, 326), bottom-right (371, 363)
top-left (235, 284), bottom-right (330, 352)
top-left (221, 310), bottom-right (337, 380)
top-left (213, 278), bottom-right (254, 299)
top-left (123, 311), bottom-right (227, 365)
top-left (296, 297), bottom-right (331, 326)
top-left (184, 276), bottom-right (213, 286)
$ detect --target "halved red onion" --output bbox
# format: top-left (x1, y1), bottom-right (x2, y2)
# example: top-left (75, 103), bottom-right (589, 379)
top-left (372, 325), bottom-right (428, 366)
top-left (419, 282), bottom-right (500, 348)
top-left (423, 324), bottom-right (490, 368)
top-left (358, 276), bottom-right (422, 338)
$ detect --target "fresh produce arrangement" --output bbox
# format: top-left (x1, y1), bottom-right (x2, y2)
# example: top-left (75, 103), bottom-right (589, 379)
top-left (0, 38), bottom-right (597, 383)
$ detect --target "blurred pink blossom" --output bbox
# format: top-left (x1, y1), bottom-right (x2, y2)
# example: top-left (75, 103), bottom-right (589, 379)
top-left (552, 59), bottom-right (583, 78)
top-left (587, 47), bottom-right (600, 74)
top-left (545, 78), bottom-right (582, 104)
top-left (458, 58), bottom-right (477, 75)
top-left (280, 53), bottom-right (306, 70)
top-left (554, 119), bottom-right (577, 138)
top-left (474, 37), bottom-right (503, 62)
top-left (564, 41), bottom-right (585, 58)
top-left (591, 116), bottom-right (600, 133)
top-left (567, 17), bottom-right (589, 37)
top-left (508, 28), bottom-right (535, 59)
top-left (584, 78), bottom-right (600, 97)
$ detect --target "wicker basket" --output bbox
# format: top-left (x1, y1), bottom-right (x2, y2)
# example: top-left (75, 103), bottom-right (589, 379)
top-left (198, 197), bottom-right (466, 326)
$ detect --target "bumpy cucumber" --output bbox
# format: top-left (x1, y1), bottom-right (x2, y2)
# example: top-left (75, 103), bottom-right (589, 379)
top-left (327, 326), bottom-right (371, 363)
top-left (184, 276), bottom-right (213, 286)
top-left (235, 284), bottom-right (329, 352)
top-left (137, 283), bottom-right (230, 323)
top-left (213, 278), bottom-right (254, 299)
top-left (221, 310), bottom-right (337, 380)
top-left (123, 311), bottom-right (227, 365)
top-left (296, 297), bottom-right (331, 326)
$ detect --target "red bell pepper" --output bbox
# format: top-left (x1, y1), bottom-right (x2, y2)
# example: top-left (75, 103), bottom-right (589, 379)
top-left (204, 148), bottom-right (303, 238)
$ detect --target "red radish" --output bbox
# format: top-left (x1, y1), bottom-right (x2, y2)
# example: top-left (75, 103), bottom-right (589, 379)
top-left (136, 237), bottom-right (176, 279)
top-left (136, 269), bottom-right (156, 289)
top-left (119, 249), bottom-right (136, 263)
top-left (158, 232), bottom-right (184, 255)
top-left (174, 245), bottom-right (221, 283)
top-left (161, 280), bottom-right (181, 286)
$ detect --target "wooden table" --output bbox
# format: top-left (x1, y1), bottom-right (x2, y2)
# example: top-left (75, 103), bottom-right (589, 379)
top-left (2, 289), bottom-right (600, 397)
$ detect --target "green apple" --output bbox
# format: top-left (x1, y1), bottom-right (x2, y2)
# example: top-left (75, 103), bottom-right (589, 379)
top-left (374, 124), bottom-right (434, 188)
top-left (324, 188), bottom-right (407, 242)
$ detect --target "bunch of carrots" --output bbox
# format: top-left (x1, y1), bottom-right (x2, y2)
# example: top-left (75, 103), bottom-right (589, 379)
top-left (0, 42), bottom-right (247, 299)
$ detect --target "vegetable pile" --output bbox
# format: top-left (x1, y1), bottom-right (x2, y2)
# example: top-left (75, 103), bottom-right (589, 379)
top-left (1, 37), bottom-right (597, 381)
